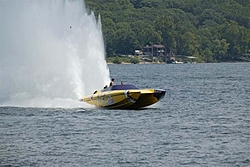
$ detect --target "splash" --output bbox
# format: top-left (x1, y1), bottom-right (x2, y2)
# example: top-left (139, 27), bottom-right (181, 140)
top-left (0, 0), bottom-right (110, 108)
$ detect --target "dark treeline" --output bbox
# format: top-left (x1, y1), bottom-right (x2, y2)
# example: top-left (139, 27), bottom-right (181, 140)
top-left (85, 0), bottom-right (250, 62)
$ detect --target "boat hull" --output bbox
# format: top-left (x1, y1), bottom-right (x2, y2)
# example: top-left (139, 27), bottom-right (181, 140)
top-left (79, 84), bottom-right (165, 109)
top-left (81, 90), bottom-right (141, 109)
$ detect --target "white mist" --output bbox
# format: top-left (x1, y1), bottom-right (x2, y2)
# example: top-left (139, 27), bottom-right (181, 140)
top-left (0, 0), bottom-right (110, 107)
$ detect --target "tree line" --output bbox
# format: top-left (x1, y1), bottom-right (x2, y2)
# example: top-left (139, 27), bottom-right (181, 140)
top-left (85, 0), bottom-right (250, 62)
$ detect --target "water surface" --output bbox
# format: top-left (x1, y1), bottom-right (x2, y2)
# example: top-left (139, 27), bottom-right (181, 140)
top-left (1, 63), bottom-right (250, 166)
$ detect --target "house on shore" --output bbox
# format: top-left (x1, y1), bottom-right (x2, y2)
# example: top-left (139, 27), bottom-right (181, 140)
top-left (143, 45), bottom-right (166, 57)
top-left (134, 44), bottom-right (167, 62)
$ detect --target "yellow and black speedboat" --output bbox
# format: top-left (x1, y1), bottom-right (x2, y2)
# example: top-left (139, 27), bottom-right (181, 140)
top-left (79, 84), bottom-right (165, 109)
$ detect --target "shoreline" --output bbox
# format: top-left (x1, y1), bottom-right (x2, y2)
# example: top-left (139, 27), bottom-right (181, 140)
top-left (107, 61), bottom-right (249, 65)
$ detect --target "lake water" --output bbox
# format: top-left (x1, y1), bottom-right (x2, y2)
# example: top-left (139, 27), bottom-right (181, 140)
top-left (1, 63), bottom-right (250, 166)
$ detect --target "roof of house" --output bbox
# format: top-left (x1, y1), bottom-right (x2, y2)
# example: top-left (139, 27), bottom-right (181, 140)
top-left (152, 45), bottom-right (165, 48)
top-left (144, 45), bottom-right (165, 49)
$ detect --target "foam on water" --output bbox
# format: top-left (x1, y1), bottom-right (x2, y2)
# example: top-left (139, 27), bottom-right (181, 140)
top-left (0, 0), bottom-right (110, 108)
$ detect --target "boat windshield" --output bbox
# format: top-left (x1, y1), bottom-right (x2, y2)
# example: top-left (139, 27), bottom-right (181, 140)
top-left (102, 84), bottom-right (138, 92)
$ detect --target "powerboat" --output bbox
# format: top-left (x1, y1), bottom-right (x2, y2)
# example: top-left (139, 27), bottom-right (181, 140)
top-left (79, 84), bottom-right (165, 109)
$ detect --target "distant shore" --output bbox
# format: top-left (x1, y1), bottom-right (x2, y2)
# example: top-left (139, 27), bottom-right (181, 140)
top-left (107, 61), bottom-right (249, 65)
top-left (107, 61), bottom-right (165, 65)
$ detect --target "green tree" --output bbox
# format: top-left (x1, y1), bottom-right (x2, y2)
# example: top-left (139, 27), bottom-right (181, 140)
top-left (154, 15), bottom-right (175, 53)
top-left (221, 21), bottom-right (250, 60)
top-left (202, 48), bottom-right (214, 63)
top-left (102, 18), bottom-right (117, 55)
top-left (130, 57), bottom-right (140, 64)
top-left (182, 31), bottom-right (200, 57)
top-left (85, 0), bottom-right (250, 61)
top-left (114, 22), bottom-right (138, 55)
top-left (131, 21), bottom-right (162, 47)
top-left (212, 39), bottom-right (230, 61)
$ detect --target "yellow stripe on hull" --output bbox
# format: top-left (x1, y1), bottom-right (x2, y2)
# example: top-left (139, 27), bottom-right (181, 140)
top-left (81, 90), bottom-right (141, 108)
